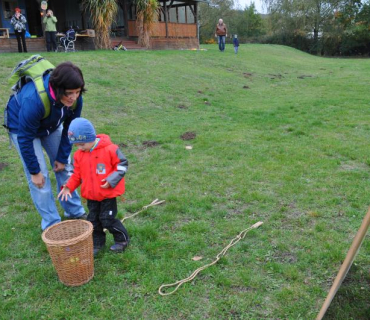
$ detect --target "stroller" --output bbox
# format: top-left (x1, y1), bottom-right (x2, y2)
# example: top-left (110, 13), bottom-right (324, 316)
top-left (59, 28), bottom-right (76, 52)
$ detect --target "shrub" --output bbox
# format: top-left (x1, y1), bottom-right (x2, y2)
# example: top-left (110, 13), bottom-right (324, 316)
top-left (204, 38), bottom-right (216, 44)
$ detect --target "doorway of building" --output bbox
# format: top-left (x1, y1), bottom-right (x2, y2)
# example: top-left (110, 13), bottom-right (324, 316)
top-left (26, 0), bottom-right (43, 36)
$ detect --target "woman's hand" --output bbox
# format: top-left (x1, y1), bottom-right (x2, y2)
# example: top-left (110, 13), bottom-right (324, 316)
top-left (53, 161), bottom-right (65, 172)
top-left (58, 186), bottom-right (71, 201)
top-left (31, 172), bottom-right (45, 188)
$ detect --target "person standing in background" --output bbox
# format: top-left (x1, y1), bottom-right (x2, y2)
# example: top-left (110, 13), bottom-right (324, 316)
top-left (215, 19), bottom-right (227, 52)
top-left (43, 9), bottom-right (58, 52)
top-left (233, 34), bottom-right (240, 54)
top-left (11, 8), bottom-right (27, 53)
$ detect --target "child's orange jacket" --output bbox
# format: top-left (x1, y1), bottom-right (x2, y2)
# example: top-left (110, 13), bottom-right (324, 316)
top-left (66, 134), bottom-right (127, 201)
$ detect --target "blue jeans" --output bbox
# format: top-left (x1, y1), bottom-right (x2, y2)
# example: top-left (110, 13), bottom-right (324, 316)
top-left (234, 46), bottom-right (238, 54)
top-left (9, 126), bottom-right (85, 230)
top-left (218, 35), bottom-right (225, 51)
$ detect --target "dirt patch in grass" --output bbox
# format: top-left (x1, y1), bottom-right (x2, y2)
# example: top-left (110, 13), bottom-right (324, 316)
top-left (279, 201), bottom-right (305, 218)
top-left (243, 85), bottom-right (250, 89)
top-left (181, 131), bottom-right (196, 141)
top-left (197, 90), bottom-right (203, 94)
top-left (269, 74), bottom-right (283, 79)
top-left (289, 207), bottom-right (305, 218)
top-left (118, 143), bottom-right (128, 148)
top-left (243, 72), bottom-right (253, 77)
top-left (230, 208), bottom-right (244, 215)
top-left (142, 140), bottom-right (160, 148)
top-left (230, 285), bottom-right (257, 292)
top-left (339, 161), bottom-right (368, 171)
top-left (204, 100), bottom-right (210, 105)
top-left (216, 200), bottom-right (251, 219)
top-left (177, 104), bottom-right (188, 109)
top-left (298, 75), bottom-right (313, 79)
top-left (0, 162), bottom-right (8, 171)
top-left (273, 251), bottom-right (298, 263)
top-left (224, 206), bottom-right (248, 218)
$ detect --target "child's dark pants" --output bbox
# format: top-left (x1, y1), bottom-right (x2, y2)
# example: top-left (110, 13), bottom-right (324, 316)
top-left (87, 198), bottom-right (129, 248)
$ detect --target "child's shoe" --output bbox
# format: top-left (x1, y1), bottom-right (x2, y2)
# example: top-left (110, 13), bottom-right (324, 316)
top-left (110, 241), bottom-right (128, 253)
top-left (93, 245), bottom-right (104, 257)
top-left (71, 213), bottom-right (88, 220)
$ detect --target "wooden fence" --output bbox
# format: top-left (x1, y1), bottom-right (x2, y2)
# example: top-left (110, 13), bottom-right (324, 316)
top-left (128, 21), bottom-right (197, 38)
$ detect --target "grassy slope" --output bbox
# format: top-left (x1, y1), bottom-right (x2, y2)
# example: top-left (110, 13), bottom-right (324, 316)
top-left (1, 45), bottom-right (370, 319)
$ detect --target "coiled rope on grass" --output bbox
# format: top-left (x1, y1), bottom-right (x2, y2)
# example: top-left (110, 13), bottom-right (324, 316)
top-left (158, 221), bottom-right (264, 296)
top-left (103, 199), bottom-right (165, 232)
top-left (117, 200), bottom-right (263, 296)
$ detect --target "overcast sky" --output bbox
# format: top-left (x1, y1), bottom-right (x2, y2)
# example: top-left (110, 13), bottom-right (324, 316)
top-left (234, 0), bottom-right (266, 13)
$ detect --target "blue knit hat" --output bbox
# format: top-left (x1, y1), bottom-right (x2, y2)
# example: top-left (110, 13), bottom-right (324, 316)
top-left (68, 118), bottom-right (96, 144)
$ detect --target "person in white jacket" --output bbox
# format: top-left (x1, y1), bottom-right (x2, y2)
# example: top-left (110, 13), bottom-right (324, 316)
top-left (10, 7), bottom-right (27, 53)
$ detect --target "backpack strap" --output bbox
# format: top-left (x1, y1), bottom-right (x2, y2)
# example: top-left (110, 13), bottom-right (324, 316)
top-left (33, 74), bottom-right (51, 119)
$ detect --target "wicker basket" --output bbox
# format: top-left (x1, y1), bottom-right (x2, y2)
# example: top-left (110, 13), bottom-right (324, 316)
top-left (42, 220), bottom-right (94, 287)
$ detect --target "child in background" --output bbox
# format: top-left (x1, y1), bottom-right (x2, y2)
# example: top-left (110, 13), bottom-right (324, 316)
top-left (58, 118), bottom-right (129, 256)
top-left (233, 34), bottom-right (240, 54)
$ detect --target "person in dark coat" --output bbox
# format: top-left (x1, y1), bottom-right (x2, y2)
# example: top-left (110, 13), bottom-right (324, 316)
top-left (233, 34), bottom-right (240, 54)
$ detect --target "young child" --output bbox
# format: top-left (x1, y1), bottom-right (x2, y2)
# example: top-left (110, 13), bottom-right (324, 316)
top-left (233, 34), bottom-right (240, 54)
top-left (58, 118), bottom-right (129, 256)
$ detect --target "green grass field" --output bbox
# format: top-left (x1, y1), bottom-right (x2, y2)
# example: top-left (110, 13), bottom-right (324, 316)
top-left (1, 44), bottom-right (370, 319)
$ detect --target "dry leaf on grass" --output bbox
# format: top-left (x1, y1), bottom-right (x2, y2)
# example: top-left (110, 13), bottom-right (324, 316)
top-left (192, 256), bottom-right (203, 261)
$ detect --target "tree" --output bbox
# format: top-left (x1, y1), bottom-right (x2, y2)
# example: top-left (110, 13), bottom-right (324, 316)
top-left (82, 0), bottom-right (118, 49)
top-left (240, 3), bottom-right (265, 37)
top-left (135, 0), bottom-right (159, 49)
top-left (331, 0), bottom-right (368, 55)
top-left (198, 0), bottom-right (235, 42)
top-left (262, 0), bottom-right (366, 54)
top-left (199, 0), bottom-right (265, 42)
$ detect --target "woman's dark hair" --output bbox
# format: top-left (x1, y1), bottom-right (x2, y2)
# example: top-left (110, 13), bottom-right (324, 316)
top-left (49, 61), bottom-right (86, 101)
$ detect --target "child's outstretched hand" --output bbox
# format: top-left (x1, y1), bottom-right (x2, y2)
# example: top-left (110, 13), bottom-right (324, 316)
top-left (100, 179), bottom-right (110, 189)
top-left (58, 186), bottom-right (72, 201)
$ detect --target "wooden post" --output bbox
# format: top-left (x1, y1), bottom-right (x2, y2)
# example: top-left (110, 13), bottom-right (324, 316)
top-left (316, 206), bottom-right (370, 320)
top-left (194, 3), bottom-right (198, 43)
top-left (123, 0), bottom-right (129, 37)
top-left (163, 1), bottom-right (168, 38)
top-left (39, 0), bottom-right (47, 37)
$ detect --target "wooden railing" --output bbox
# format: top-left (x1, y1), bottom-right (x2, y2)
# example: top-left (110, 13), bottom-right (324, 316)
top-left (0, 28), bottom-right (10, 38)
top-left (128, 20), bottom-right (196, 38)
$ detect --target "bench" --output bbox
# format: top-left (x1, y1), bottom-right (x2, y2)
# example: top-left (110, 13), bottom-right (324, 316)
top-left (0, 28), bottom-right (10, 38)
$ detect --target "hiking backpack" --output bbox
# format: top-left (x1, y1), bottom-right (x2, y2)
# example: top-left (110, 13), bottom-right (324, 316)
top-left (3, 55), bottom-right (76, 129)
